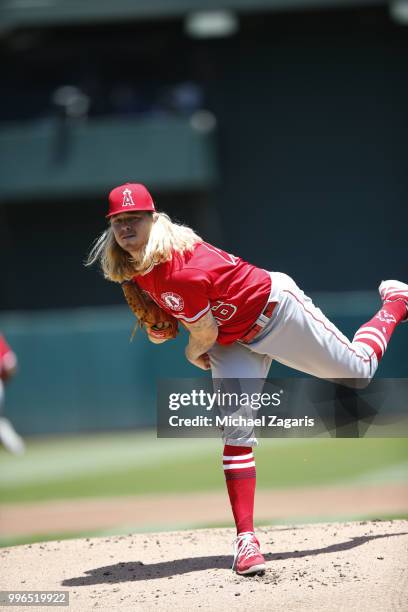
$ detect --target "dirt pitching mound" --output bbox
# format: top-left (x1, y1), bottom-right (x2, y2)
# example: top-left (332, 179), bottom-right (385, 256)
top-left (1, 521), bottom-right (407, 611)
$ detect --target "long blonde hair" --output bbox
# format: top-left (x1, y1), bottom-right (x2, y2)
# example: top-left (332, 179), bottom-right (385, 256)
top-left (85, 212), bottom-right (202, 282)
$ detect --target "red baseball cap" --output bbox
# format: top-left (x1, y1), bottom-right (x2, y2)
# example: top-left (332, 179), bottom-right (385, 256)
top-left (107, 183), bottom-right (155, 218)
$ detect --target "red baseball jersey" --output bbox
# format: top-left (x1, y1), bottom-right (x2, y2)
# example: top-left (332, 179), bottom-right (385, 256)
top-left (0, 334), bottom-right (17, 375)
top-left (134, 242), bottom-right (272, 345)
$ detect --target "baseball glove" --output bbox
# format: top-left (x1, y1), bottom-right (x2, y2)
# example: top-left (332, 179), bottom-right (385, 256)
top-left (121, 280), bottom-right (179, 341)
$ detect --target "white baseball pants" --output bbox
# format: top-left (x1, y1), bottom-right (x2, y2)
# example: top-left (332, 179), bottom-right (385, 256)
top-left (209, 272), bottom-right (378, 446)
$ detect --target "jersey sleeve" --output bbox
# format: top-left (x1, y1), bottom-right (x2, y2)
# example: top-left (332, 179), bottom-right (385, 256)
top-left (166, 268), bottom-right (211, 323)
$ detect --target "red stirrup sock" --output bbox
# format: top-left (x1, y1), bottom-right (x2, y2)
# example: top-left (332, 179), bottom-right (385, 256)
top-left (353, 301), bottom-right (406, 362)
top-left (223, 444), bottom-right (256, 535)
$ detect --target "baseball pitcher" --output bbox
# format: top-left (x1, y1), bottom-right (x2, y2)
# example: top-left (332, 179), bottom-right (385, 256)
top-left (87, 183), bottom-right (408, 575)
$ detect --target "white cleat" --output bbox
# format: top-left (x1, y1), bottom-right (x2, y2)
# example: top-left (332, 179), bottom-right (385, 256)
top-left (0, 417), bottom-right (26, 455)
top-left (379, 280), bottom-right (408, 322)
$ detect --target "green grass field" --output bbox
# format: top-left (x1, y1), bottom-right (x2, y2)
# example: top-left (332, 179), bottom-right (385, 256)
top-left (1, 432), bottom-right (407, 547)
top-left (1, 431), bottom-right (407, 503)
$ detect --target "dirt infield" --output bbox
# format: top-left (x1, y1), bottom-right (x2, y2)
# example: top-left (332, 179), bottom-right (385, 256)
top-left (1, 482), bottom-right (407, 537)
top-left (1, 520), bottom-right (407, 611)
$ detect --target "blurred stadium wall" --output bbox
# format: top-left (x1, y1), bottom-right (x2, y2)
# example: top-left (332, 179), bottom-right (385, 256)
top-left (0, 1), bottom-right (406, 434)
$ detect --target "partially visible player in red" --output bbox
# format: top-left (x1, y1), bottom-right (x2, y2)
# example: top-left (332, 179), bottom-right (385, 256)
top-left (87, 183), bottom-right (408, 576)
top-left (0, 334), bottom-right (25, 455)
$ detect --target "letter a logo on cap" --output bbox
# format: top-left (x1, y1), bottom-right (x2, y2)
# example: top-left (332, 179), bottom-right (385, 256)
top-left (107, 183), bottom-right (155, 218)
top-left (122, 188), bottom-right (135, 207)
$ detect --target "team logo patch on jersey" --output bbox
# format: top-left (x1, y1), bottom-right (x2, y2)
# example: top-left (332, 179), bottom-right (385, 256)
top-left (161, 292), bottom-right (184, 312)
top-left (122, 188), bottom-right (135, 207)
